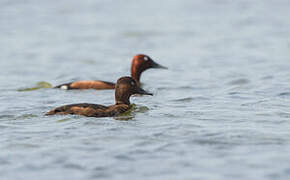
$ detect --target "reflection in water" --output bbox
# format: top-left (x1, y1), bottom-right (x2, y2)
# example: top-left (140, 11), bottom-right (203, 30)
top-left (57, 118), bottom-right (74, 123)
top-left (0, 114), bottom-right (38, 121)
top-left (18, 81), bottom-right (52, 91)
top-left (114, 104), bottom-right (149, 121)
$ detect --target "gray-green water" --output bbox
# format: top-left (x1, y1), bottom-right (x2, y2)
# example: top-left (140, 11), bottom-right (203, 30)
top-left (1, 0), bottom-right (290, 179)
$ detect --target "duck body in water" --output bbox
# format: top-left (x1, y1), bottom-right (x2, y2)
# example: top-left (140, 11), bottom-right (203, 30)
top-left (54, 54), bottom-right (167, 90)
top-left (46, 77), bottom-right (152, 117)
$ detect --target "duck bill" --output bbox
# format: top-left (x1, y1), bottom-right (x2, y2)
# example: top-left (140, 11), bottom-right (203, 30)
top-left (135, 86), bottom-right (153, 96)
top-left (151, 61), bottom-right (168, 69)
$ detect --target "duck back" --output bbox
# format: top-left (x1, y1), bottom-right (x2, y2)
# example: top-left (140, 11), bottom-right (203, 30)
top-left (46, 103), bottom-right (129, 117)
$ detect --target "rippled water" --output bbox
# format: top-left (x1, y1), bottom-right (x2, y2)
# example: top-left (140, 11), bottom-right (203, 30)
top-left (1, 0), bottom-right (290, 179)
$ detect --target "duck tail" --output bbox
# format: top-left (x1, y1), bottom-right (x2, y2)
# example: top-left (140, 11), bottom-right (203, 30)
top-left (45, 109), bottom-right (56, 115)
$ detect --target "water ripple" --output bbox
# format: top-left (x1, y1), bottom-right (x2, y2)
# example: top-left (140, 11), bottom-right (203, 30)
top-left (227, 78), bottom-right (251, 86)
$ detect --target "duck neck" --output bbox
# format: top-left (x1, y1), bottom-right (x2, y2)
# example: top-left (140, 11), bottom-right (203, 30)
top-left (131, 66), bottom-right (142, 84)
top-left (115, 92), bottom-right (131, 106)
top-left (115, 99), bottom-right (130, 106)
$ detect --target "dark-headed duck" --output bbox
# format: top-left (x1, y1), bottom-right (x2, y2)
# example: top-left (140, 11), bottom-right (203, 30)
top-left (54, 54), bottom-right (167, 90)
top-left (46, 76), bottom-right (152, 117)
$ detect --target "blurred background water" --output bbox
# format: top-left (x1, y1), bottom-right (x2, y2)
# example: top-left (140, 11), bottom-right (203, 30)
top-left (1, 0), bottom-right (290, 179)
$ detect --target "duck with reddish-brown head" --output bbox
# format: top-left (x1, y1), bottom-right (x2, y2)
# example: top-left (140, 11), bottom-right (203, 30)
top-left (46, 76), bottom-right (152, 117)
top-left (54, 54), bottom-right (167, 90)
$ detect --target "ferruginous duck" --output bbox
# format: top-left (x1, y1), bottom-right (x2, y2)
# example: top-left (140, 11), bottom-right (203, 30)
top-left (54, 54), bottom-right (167, 90)
top-left (46, 76), bottom-right (152, 117)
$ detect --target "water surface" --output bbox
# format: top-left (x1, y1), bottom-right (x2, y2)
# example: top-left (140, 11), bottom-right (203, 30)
top-left (1, 0), bottom-right (290, 179)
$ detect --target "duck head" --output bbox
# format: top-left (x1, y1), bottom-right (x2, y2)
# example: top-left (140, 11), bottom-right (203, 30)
top-left (115, 76), bottom-right (153, 105)
top-left (131, 54), bottom-right (167, 83)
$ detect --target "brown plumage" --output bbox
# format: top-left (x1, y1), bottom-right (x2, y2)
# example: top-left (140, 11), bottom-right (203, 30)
top-left (54, 54), bottom-right (167, 90)
top-left (55, 80), bottom-right (115, 90)
top-left (46, 76), bottom-right (152, 117)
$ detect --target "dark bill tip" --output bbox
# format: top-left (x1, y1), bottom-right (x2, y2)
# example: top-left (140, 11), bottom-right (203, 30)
top-left (136, 86), bottom-right (153, 96)
top-left (151, 61), bottom-right (168, 69)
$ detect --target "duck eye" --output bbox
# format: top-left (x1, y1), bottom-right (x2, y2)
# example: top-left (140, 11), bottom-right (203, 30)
top-left (144, 56), bottom-right (149, 61)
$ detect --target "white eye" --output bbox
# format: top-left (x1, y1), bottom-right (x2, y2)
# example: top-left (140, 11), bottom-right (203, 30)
top-left (131, 81), bottom-right (135, 86)
top-left (144, 56), bottom-right (149, 61)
